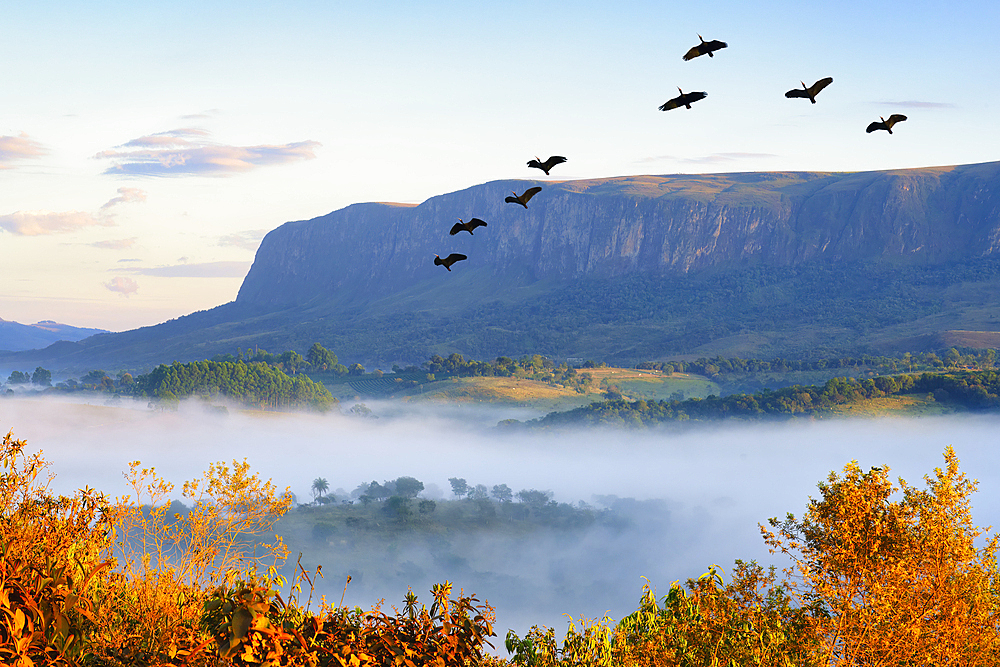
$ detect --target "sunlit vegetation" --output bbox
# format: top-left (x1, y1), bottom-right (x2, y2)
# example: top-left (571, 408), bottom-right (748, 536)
top-left (503, 447), bottom-right (1000, 665)
top-left (0, 430), bottom-right (499, 666)
top-left (5, 428), bottom-right (997, 665)
top-left (521, 369), bottom-right (1000, 428)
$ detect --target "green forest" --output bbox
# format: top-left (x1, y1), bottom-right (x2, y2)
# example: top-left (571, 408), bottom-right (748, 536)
top-left (518, 369), bottom-right (1000, 428)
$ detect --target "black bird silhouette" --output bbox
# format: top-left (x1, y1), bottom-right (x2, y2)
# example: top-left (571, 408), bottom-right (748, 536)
top-left (527, 155), bottom-right (567, 175)
top-left (505, 186), bottom-right (542, 208)
top-left (784, 77), bottom-right (833, 104)
top-left (659, 88), bottom-right (707, 111)
top-left (683, 35), bottom-right (727, 61)
top-left (434, 253), bottom-right (467, 271)
top-left (866, 114), bottom-right (907, 134)
top-left (449, 218), bottom-right (488, 236)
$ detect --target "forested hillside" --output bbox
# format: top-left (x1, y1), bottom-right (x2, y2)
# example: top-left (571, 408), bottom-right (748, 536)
top-left (5, 162), bottom-right (1000, 372)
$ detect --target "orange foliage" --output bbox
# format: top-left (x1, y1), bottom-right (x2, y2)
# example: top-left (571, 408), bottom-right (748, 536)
top-left (763, 445), bottom-right (1000, 665)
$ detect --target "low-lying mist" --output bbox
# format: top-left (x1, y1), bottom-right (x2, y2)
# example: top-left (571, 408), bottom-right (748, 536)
top-left (3, 394), bottom-right (999, 640)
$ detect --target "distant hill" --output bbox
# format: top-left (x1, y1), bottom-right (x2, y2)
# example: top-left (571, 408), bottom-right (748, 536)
top-left (0, 318), bottom-right (108, 353)
top-left (4, 161), bottom-right (1000, 373)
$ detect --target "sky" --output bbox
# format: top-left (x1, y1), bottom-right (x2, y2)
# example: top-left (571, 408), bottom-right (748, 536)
top-left (2, 0), bottom-right (998, 332)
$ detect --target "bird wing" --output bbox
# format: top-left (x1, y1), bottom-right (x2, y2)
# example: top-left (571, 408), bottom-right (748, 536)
top-left (504, 195), bottom-right (518, 204)
top-left (807, 77), bottom-right (833, 97)
top-left (785, 88), bottom-right (809, 99)
top-left (449, 222), bottom-right (465, 235)
top-left (445, 253), bottom-right (467, 264)
top-left (521, 186), bottom-right (542, 203)
top-left (659, 97), bottom-right (682, 111)
top-left (527, 158), bottom-right (542, 170)
top-left (543, 156), bottom-right (567, 171)
top-left (886, 114), bottom-right (907, 126)
top-left (685, 91), bottom-right (707, 104)
top-left (704, 39), bottom-right (727, 52)
top-left (682, 44), bottom-right (704, 61)
top-left (469, 218), bottom-right (487, 230)
top-left (434, 255), bottom-right (444, 266)
top-left (866, 121), bottom-right (883, 133)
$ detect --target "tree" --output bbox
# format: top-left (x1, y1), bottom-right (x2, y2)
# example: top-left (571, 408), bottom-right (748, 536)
top-left (470, 484), bottom-right (489, 500)
top-left (307, 343), bottom-right (338, 371)
top-left (448, 477), bottom-right (469, 498)
top-left (491, 484), bottom-right (513, 503)
top-left (348, 363), bottom-right (365, 376)
top-left (311, 477), bottom-right (329, 503)
top-left (393, 476), bottom-right (424, 499)
top-left (31, 367), bottom-right (52, 387)
top-left (516, 489), bottom-right (553, 508)
top-left (762, 447), bottom-right (1000, 664)
top-left (7, 370), bottom-right (29, 385)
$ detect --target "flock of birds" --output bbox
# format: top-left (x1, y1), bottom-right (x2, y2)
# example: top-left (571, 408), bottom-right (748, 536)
top-left (434, 35), bottom-right (908, 272)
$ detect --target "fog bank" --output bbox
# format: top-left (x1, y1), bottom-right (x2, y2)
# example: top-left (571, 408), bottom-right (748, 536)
top-left (3, 395), bottom-right (999, 639)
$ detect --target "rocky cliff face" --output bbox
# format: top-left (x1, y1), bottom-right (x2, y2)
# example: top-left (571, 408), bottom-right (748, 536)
top-left (237, 162), bottom-right (1000, 309)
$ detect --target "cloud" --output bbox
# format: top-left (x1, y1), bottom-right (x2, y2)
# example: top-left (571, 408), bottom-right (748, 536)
top-left (95, 128), bottom-right (321, 177)
top-left (0, 210), bottom-right (112, 236)
top-left (104, 276), bottom-right (138, 297)
top-left (92, 237), bottom-right (138, 250)
top-left (218, 229), bottom-right (269, 251)
top-left (0, 133), bottom-right (46, 168)
top-left (636, 152), bottom-right (778, 165)
top-left (100, 187), bottom-right (147, 211)
top-left (114, 260), bottom-right (251, 278)
top-left (875, 100), bottom-right (956, 109)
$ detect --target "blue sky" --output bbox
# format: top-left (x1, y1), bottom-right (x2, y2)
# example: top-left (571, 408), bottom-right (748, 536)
top-left (2, 0), bottom-right (998, 331)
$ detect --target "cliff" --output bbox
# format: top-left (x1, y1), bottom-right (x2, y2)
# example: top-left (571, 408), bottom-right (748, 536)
top-left (5, 161), bottom-right (1000, 373)
top-left (237, 162), bottom-right (1000, 310)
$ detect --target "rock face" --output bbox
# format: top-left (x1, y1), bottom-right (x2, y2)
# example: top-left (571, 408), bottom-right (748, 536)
top-left (238, 162), bottom-right (1000, 309)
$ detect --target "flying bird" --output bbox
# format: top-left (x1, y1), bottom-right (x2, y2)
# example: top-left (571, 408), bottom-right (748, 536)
top-left (505, 186), bottom-right (542, 208)
top-left (683, 35), bottom-right (727, 61)
top-left (434, 253), bottom-right (467, 271)
top-left (449, 217), bottom-right (488, 236)
top-left (527, 155), bottom-right (567, 175)
top-left (784, 77), bottom-right (833, 104)
top-left (866, 114), bottom-right (907, 134)
top-left (659, 88), bottom-right (707, 111)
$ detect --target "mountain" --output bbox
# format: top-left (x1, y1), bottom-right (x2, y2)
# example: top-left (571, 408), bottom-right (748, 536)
top-left (4, 161), bottom-right (1000, 374)
top-left (0, 319), bottom-right (108, 353)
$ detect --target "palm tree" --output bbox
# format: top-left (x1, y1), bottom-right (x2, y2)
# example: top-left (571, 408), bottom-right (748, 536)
top-left (311, 477), bottom-right (329, 503)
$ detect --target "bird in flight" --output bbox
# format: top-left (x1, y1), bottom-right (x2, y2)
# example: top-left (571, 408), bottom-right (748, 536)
top-left (659, 88), bottom-right (707, 111)
top-left (450, 218), bottom-right (488, 236)
top-left (527, 155), bottom-right (567, 175)
top-left (866, 114), bottom-right (907, 134)
top-left (784, 77), bottom-right (833, 104)
top-left (683, 35), bottom-right (727, 61)
top-left (505, 186), bottom-right (542, 208)
top-left (434, 253), bottom-right (467, 271)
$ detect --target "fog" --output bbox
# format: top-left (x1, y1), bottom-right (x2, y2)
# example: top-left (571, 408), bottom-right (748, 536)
top-left (3, 395), bottom-right (1000, 642)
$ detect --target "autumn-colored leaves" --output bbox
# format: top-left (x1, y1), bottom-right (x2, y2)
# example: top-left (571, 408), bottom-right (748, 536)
top-left (3, 426), bottom-right (1000, 666)
top-left (506, 446), bottom-right (1000, 666)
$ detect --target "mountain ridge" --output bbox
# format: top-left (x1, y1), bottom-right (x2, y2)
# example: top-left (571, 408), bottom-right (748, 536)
top-left (4, 161), bottom-right (1000, 374)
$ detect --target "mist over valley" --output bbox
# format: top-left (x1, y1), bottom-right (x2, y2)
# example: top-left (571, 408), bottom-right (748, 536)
top-left (5, 394), bottom-right (999, 638)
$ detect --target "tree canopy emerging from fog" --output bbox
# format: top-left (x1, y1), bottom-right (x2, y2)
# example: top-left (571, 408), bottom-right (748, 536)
top-left (132, 359), bottom-right (335, 410)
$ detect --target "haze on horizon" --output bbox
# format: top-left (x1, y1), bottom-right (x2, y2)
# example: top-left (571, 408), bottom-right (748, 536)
top-left (2, 0), bottom-right (999, 332)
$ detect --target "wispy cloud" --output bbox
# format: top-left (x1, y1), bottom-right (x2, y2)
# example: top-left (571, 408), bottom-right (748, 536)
top-left (0, 210), bottom-right (112, 236)
top-left (92, 237), bottom-right (138, 250)
top-left (636, 152), bottom-right (778, 165)
top-left (218, 229), bottom-right (269, 251)
top-left (100, 187), bottom-right (147, 211)
top-left (875, 100), bottom-right (956, 109)
top-left (95, 128), bottom-right (321, 177)
top-left (0, 133), bottom-right (46, 168)
top-left (105, 276), bottom-right (138, 297)
top-left (114, 261), bottom-right (251, 278)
